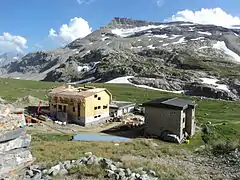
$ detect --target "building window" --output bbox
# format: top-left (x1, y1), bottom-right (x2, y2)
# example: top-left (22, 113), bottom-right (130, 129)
top-left (59, 105), bottom-right (62, 111)
top-left (63, 106), bottom-right (66, 113)
top-left (73, 106), bottom-right (75, 112)
top-left (94, 107), bottom-right (97, 110)
top-left (94, 95), bottom-right (97, 98)
top-left (98, 106), bottom-right (101, 109)
top-left (98, 97), bottom-right (101, 100)
top-left (183, 117), bottom-right (185, 123)
top-left (53, 105), bottom-right (56, 108)
top-left (103, 105), bottom-right (108, 109)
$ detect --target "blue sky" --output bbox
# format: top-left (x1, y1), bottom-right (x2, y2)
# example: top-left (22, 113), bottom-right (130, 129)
top-left (1, 0), bottom-right (240, 54)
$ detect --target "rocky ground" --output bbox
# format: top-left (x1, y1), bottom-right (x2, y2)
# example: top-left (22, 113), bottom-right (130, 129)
top-left (17, 149), bottom-right (240, 180)
top-left (23, 153), bottom-right (158, 180)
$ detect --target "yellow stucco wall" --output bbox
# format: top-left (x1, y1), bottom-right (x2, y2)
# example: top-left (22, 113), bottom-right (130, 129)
top-left (84, 90), bottom-right (111, 118)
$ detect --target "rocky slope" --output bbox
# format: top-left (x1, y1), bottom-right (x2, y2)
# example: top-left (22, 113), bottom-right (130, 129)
top-left (0, 52), bottom-right (24, 67)
top-left (1, 17), bottom-right (240, 100)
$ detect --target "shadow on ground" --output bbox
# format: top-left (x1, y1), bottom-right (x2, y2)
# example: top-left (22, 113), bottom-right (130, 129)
top-left (101, 124), bottom-right (145, 139)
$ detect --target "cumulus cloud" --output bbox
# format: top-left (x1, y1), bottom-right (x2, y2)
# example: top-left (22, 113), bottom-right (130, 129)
top-left (166, 8), bottom-right (240, 28)
top-left (0, 32), bottom-right (27, 54)
top-left (48, 17), bottom-right (92, 46)
top-left (77, 0), bottom-right (96, 5)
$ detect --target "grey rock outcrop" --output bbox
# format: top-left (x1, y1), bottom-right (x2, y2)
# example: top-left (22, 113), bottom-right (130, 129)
top-left (185, 82), bottom-right (239, 101)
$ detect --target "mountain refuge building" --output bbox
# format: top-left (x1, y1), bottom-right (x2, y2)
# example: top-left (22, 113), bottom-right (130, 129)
top-left (142, 98), bottom-right (197, 143)
top-left (48, 85), bottom-right (112, 126)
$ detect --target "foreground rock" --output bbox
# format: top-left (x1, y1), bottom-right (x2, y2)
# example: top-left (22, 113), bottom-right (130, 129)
top-left (0, 103), bottom-right (34, 178)
top-left (24, 153), bottom-right (159, 180)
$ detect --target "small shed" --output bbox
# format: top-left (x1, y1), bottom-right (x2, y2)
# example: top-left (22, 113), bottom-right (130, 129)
top-left (109, 101), bottom-right (136, 117)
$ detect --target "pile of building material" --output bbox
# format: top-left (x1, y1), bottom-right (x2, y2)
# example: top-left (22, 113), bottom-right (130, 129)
top-left (0, 103), bottom-right (34, 178)
top-left (122, 114), bottom-right (145, 127)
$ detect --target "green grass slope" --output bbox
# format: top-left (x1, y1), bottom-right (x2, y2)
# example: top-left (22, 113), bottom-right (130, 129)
top-left (0, 77), bottom-right (239, 143)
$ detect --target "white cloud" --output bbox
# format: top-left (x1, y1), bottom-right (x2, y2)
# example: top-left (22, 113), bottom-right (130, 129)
top-left (48, 17), bottom-right (92, 46)
top-left (0, 32), bottom-right (27, 54)
top-left (77, 0), bottom-right (95, 5)
top-left (167, 8), bottom-right (240, 28)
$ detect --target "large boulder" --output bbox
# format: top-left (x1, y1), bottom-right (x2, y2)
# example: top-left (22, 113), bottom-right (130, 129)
top-left (0, 148), bottom-right (34, 176)
top-left (185, 82), bottom-right (239, 101)
top-left (0, 103), bottom-right (34, 178)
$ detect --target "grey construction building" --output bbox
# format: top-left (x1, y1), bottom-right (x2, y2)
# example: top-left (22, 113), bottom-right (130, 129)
top-left (142, 98), bottom-right (197, 143)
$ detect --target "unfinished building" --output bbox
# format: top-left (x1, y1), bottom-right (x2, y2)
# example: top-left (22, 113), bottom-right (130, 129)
top-left (48, 85), bottom-right (112, 126)
top-left (142, 98), bottom-right (197, 143)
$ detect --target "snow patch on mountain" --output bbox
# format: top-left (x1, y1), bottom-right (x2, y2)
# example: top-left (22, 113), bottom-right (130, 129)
top-left (191, 37), bottom-right (205, 41)
top-left (188, 27), bottom-right (195, 31)
top-left (106, 76), bottom-right (134, 84)
top-left (234, 33), bottom-right (239, 37)
top-left (131, 46), bottom-right (143, 49)
top-left (147, 45), bottom-right (155, 49)
top-left (77, 65), bottom-right (91, 72)
top-left (162, 43), bottom-right (169, 46)
top-left (153, 34), bottom-right (169, 38)
top-left (200, 77), bottom-right (230, 92)
top-left (199, 46), bottom-right (210, 50)
top-left (213, 41), bottom-right (240, 62)
top-left (198, 31), bottom-right (212, 36)
top-left (77, 61), bottom-right (100, 73)
top-left (102, 37), bottom-right (109, 41)
top-left (172, 37), bottom-right (186, 44)
top-left (111, 25), bottom-right (168, 37)
top-left (106, 76), bottom-right (185, 94)
top-left (169, 35), bottom-right (182, 39)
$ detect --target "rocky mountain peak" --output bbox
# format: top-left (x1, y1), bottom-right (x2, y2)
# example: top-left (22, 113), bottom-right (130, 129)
top-left (108, 17), bottom-right (162, 29)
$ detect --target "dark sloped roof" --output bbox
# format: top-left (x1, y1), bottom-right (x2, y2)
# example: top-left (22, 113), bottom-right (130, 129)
top-left (142, 98), bottom-right (196, 110)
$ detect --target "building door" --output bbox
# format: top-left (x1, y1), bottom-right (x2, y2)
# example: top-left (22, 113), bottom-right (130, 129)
top-left (57, 104), bottom-right (68, 122)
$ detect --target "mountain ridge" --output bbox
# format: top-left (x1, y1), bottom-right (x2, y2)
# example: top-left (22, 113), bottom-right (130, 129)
top-left (1, 17), bottom-right (240, 100)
